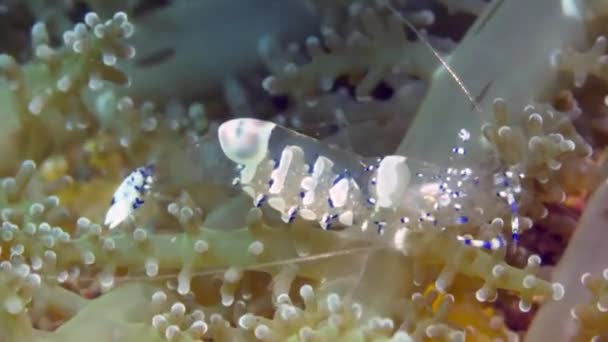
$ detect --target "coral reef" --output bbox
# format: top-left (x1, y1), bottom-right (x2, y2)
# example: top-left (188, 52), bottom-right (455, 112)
top-left (1, 0), bottom-right (608, 341)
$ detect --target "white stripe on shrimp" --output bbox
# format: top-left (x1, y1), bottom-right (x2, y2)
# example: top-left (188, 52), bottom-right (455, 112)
top-left (104, 164), bottom-right (155, 229)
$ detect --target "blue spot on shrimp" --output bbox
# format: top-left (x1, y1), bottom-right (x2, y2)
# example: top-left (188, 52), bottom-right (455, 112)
top-left (217, 118), bottom-right (524, 252)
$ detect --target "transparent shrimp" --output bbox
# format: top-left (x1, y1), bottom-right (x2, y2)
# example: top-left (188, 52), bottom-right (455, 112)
top-left (218, 117), bottom-right (515, 251)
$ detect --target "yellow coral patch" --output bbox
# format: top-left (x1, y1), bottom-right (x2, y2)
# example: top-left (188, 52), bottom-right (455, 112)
top-left (446, 299), bottom-right (508, 342)
top-left (56, 179), bottom-right (117, 223)
top-left (422, 280), bottom-right (510, 342)
top-left (83, 136), bottom-right (127, 174)
top-left (40, 155), bottom-right (69, 182)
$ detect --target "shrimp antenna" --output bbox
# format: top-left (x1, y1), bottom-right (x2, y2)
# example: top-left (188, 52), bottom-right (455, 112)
top-left (58, 244), bottom-right (383, 282)
top-left (385, 1), bottom-right (484, 116)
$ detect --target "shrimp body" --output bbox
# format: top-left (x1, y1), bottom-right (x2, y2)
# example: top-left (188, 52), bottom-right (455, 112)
top-left (217, 118), bottom-right (513, 250)
top-left (104, 165), bottom-right (155, 229)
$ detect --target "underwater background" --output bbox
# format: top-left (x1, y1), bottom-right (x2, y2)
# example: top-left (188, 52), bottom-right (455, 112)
top-left (0, 0), bottom-right (607, 341)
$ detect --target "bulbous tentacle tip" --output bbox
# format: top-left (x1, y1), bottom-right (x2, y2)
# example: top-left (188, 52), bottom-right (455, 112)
top-left (218, 118), bottom-right (276, 166)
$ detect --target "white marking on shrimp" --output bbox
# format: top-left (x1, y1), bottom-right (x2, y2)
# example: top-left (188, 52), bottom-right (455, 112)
top-left (104, 165), bottom-right (155, 229)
